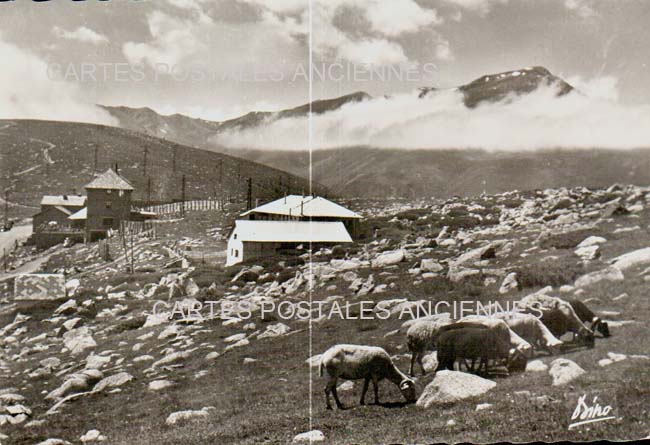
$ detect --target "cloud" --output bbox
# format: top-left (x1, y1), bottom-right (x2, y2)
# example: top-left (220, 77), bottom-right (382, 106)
top-left (52, 26), bottom-right (109, 45)
top-left (564, 0), bottom-right (597, 19)
top-left (241, 0), bottom-right (445, 65)
top-left (0, 36), bottom-right (117, 125)
top-left (123, 10), bottom-right (209, 68)
top-left (441, 0), bottom-right (510, 15)
top-left (214, 77), bottom-right (650, 151)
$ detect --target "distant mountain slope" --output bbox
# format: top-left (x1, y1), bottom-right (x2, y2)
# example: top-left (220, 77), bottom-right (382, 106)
top-left (231, 147), bottom-right (650, 198)
top-left (419, 66), bottom-right (574, 107)
top-left (100, 67), bottom-right (650, 198)
top-left (102, 91), bottom-right (370, 147)
top-left (0, 120), bottom-right (317, 209)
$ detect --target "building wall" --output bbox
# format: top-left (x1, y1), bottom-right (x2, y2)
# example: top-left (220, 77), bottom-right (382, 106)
top-left (31, 232), bottom-right (84, 250)
top-left (86, 189), bottom-right (132, 239)
top-left (33, 207), bottom-right (72, 233)
top-left (226, 232), bottom-right (244, 266)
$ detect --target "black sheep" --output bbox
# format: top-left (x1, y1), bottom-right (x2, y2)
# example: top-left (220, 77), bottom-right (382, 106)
top-left (568, 299), bottom-right (611, 338)
top-left (435, 328), bottom-right (527, 375)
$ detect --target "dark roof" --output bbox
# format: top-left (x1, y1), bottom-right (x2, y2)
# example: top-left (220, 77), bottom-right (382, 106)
top-left (85, 169), bottom-right (134, 191)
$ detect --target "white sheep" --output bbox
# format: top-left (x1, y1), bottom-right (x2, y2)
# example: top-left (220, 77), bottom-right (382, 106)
top-left (492, 312), bottom-right (563, 354)
top-left (406, 317), bottom-right (454, 376)
top-left (319, 344), bottom-right (416, 410)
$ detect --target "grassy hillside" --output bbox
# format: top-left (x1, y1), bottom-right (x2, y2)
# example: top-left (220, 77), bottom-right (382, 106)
top-left (0, 120), bottom-right (318, 214)
top-left (225, 147), bottom-right (650, 198)
top-left (0, 185), bottom-right (648, 444)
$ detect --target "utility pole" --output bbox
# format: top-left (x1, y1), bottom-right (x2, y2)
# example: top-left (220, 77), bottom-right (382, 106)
top-left (143, 147), bottom-right (148, 176)
top-left (181, 174), bottom-right (186, 217)
top-left (172, 147), bottom-right (177, 173)
top-left (3, 189), bottom-right (8, 228)
top-left (94, 145), bottom-right (98, 173)
top-left (246, 177), bottom-right (252, 210)
top-left (147, 177), bottom-right (151, 205)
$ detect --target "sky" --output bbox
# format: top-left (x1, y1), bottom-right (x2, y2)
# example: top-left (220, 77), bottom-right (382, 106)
top-left (0, 0), bottom-right (649, 125)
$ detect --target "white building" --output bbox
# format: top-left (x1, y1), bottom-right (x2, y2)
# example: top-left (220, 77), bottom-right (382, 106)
top-left (226, 195), bottom-right (361, 266)
top-left (226, 220), bottom-right (353, 266)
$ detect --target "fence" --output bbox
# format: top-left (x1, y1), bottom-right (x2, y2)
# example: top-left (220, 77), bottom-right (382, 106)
top-left (121, 220), bottom-right (157, 238)
top-left (138, 199), bottom-right (223, 216)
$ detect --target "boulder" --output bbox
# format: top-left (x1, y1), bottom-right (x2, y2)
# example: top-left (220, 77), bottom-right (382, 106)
top-left (575, 266), bottom-right (624, 288)
top-left (257, 323), bottom-right (290, 339)
top-left (35, 440), bottom-right (72, 445)
top-left (54, 299), bottom-right (78, 316)
top-left (165, 407), bottom-right (213, 425)
top-left (416, 371), bottom-right (496, 408)
top-left (577, 236), bottom-right (607, 248)
top-left (549, 358), bottom-right (585, 386)
top-left (499, 273), bottom-right (518, 294)
top-left (575, 245), bottom-right (600, 261)
top-left (371, 250), bottom-right (405, 268)
top-left (149, 380), bottom-right (174, 391)
top-left (62, 327), bottom-right (96, 356)
top-left (420, 259), bottom-right (444, 273)
top-left (610, 247), bottom-right (650, 271)
top-left (93, 372), bottom-right (133, 393)
top-left (451, 244), bottom-right (496, 268)
top-left (525, 360), bottom-right (549, 372)
top-left (447, 266), bottom-right (480, 283)
top-left (292, 430), bottom-right (325, 443)
top-left (80, 430), bottom-right (106, 443)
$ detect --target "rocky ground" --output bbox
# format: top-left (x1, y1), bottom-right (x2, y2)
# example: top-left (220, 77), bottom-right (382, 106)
top-left (0, 185), bottom-right (649, 444)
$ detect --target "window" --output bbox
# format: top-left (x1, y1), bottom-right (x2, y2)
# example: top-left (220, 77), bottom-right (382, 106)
top-left (234, 234), bottom-right (237, 239)
top-left (102, 217), bottom-right (114, 227)
top-left (119, 190), bottom-right (124, 197)
top-left (235, 249), bottom-right (239, 257)
top-left (105, 201), bottom-right (112, 209)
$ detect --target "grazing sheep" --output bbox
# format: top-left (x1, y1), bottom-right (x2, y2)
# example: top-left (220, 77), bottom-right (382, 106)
top-left (319, 344), bottom-right (416, 410)
top-left (519, 294), bottom-right (595, 346)
top-left (493, 312), bottom-right (563, 354)
top-left (459, 315), bottom-right (534, 359)
top-left (406, 317), bottom-right (454, 376)
top-left (568, 299), bottom-right (610, 338)
top-left (436, 328), bottom-right (527, 375)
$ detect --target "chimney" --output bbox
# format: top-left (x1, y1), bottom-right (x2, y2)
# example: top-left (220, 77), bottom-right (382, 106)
top-left (63, 195), bottom-right (68, 200)
top-left (114, 163), bottom-right (119, 174)
top-left (300, 201), bottom-right (304, 216)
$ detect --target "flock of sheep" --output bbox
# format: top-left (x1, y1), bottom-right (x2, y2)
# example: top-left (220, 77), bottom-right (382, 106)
top-left (320, 294), bottom-right (609, 409)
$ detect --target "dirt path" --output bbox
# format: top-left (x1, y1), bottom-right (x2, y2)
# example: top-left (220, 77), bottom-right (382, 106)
top-left (0, 224), bottom-right (31, 254)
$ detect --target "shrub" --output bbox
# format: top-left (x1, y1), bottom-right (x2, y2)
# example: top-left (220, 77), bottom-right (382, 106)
top-left (539, 228), bottom-right (602, 250)
top-left (516, 258), bottom-right (585, 289)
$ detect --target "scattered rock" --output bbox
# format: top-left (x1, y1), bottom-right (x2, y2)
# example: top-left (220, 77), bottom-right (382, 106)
top-left (499, 272), bottom-right (518, 294)
top-left (149, 380), bottom-right (173, 391)
top-left (93, 372), bottom-right (133, 393)
top-left (292, 430), bottom-right (325, 443)
top-left (526, 360), bottom-right (549, 373)
top-left (62, 327), bottom-right (97, 356)
top-left (549, 358), bottom-right (585, 386)
top-left (416, 371), bottom-right (496, 408)
top-left (80, 429), bottom-right (106, 443)
top-left (165, 407), bottom-right (213, 425)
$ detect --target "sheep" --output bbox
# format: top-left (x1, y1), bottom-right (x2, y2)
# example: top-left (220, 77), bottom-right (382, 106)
top-left (519, 294), bottom-right (595, 346)
top-left (319, 344), bottom-right (416, 410)
top-left (459, 315), bottom-right (535, 359)
top-left (406, 317), bottom-right (453, 376)
top-left (568, 299), bottom-right (610, 338)
top-left (492, 312), bottom-right (563, 354)
top-left (436, 327), bottom-right (527, 375)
